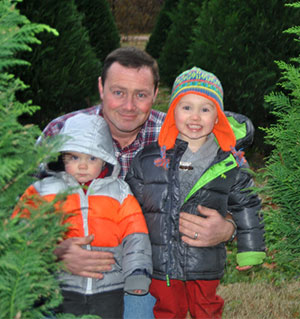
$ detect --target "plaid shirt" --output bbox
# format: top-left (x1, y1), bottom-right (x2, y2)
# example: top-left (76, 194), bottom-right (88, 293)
top-left (41, 104), bottom-right (166, 179)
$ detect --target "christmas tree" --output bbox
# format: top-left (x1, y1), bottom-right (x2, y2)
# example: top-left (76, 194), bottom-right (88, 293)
top-left (0, 1), bottom-right (98, 318)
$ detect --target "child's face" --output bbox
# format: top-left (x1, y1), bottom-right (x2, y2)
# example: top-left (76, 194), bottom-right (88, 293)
top-left (63, 151), bottom-right (104, 183)
top-left (174, 94), bottom-right (218, 150)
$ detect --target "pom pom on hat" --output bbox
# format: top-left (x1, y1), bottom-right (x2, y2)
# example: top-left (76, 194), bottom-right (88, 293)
top-left (158, 67), bottom-right (236, 151)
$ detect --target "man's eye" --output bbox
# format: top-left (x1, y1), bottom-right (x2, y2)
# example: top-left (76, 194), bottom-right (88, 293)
top-left (137, 92), bottom-right (146, 99)
top-left (113, 90), bottom-right (123, 97)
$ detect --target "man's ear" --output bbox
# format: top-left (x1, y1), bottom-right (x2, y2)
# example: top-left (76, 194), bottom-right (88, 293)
top-left (98, 77), bottom-right (104, 100)
top-left (153, 86), bottom-right (159, 103)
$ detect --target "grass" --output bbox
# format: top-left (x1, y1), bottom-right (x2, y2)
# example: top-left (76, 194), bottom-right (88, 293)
top-left (219, 281), bottom-right (300, 319)
top-left (123, 34), bottom-right (300, 319)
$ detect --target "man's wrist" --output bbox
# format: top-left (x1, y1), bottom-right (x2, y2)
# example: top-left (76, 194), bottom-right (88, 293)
top-left (224, 216), bottom-right (237, 242)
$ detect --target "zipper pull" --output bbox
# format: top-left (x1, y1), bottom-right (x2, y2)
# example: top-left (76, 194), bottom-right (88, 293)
top-left (166, 274), bottom-right (170, 287)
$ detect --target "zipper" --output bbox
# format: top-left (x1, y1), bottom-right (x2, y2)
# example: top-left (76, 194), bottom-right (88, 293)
top-left (165, 143), bottom-right (186, 286)
top-left (184, 153), bottom-right (237, 204)
top-left (165, 155), bottom-right (173, 287)
top-left (80, 184), bottom-right (92, 294)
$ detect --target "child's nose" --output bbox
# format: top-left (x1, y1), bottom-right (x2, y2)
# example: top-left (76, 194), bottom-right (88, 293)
top-left (191, 112), bottom-right (201, 120)
top-left (79, 161), bottom-right (88, 169)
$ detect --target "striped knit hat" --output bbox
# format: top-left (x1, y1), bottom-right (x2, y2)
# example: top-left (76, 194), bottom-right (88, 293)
top-left (158, 67), bottom-right (236, 151)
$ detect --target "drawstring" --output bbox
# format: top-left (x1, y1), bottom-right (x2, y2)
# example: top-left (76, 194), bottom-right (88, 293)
top-left (230, 146), bottom-right (246, 167)
top-left (154, 145), bottom-right (170, 170)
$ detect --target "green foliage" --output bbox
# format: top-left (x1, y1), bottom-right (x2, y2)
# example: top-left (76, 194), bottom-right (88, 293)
top-left (0, 0), bottom-right (58, 205)
top-left (145, 0), bottom-right (180, 59)
top-left (259, 2), bottom-right (300, 280)
top-left (158, 0), bottom-right (202, 86)
top-left (75, 0), bottom-right (120, 63)
top-left (15, 0), bottom-right (101, 128)
top-left (0, 0), bottom-right (58, 71)
top-left (0, 1), bottom-right (83, 318)
top-left (186, 0), bottom-right (300, 132)
top-left (0, 198), bottom-right (66, 319)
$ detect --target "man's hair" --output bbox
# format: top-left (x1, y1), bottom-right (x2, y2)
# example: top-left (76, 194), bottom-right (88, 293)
top-left (101, 47), bottom-right (159, 91)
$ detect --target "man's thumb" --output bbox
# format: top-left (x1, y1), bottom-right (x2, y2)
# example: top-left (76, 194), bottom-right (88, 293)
top-left (197, 205), bottom-right (211, 217)
top-left (74, 234), bottom-right (94, 245)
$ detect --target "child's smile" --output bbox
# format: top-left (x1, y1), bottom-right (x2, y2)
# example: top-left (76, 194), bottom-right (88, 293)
top-left (174, 94), bottom-right (218, 152)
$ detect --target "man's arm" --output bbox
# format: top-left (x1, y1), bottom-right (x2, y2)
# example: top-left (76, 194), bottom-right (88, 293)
top-left (179, 205), bottom-right (235, 246)
top-left (54, 234), bottom-right (115, 279)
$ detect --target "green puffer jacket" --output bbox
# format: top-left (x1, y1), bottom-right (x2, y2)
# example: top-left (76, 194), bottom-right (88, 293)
top-left (126, 112), bottom-right (265, 281)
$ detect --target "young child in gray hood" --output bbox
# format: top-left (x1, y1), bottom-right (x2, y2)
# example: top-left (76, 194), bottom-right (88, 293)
top-left (13, 113), bottom-right (152, 319)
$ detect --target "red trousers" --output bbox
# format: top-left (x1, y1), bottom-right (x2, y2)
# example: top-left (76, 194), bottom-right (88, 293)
top-left (150, 279), bottom-right (224, 319)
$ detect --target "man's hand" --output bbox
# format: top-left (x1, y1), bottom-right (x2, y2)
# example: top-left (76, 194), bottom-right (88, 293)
top-left (179, 205), bottom-right (235, 247)
top-left (54, 234), bottom-right (115, 279)
top-left (236, 265), bottom-right (253, 271)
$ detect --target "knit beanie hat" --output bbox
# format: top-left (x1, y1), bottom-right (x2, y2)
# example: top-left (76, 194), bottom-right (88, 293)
top-left (158, 67), bottom-right (236, 151)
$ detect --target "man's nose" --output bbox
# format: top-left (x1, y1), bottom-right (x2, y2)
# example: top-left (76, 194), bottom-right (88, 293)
top-left (123, 94), bottom-right (136, 111)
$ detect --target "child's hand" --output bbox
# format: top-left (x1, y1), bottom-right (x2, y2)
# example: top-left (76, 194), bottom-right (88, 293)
top-left (132, 289), bottom-right (144, 295)
top-left (236, 265), bottom-right (253, 271)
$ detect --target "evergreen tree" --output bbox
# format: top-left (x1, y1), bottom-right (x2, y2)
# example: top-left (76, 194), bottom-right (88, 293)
top-left (0, 2), bottom-right (100, 317)
top-left (16, 0), bottom-right (101, 128)
top-left (260, 2), bottom-right (300, 279)
top-left (0, 1), bottom-right (68, 318)
top-left (187, 0), bottom-right (300, 132)
top-left (75, 0), bottom-right (120, 63)
top-left (158, 0), bottom-right (202, 86)
top-left (145, 0), bottom-right (180, 59)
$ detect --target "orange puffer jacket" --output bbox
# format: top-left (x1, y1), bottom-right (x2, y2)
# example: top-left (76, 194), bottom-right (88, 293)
top-left (16, 172), bottom-right (152, 295)
top-left (13, 114), bottom-right (152, 295)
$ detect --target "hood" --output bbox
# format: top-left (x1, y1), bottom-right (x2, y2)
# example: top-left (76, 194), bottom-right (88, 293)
top-left (225, 111), bottom-right (255, 150)
top-left (49, 113), bottom-right (120, 176)
top-left (158, 67), bottom-right (236, 152)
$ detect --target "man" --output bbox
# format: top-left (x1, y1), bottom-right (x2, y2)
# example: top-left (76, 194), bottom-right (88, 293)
top-left (42, 47), bottom-right (236, 318)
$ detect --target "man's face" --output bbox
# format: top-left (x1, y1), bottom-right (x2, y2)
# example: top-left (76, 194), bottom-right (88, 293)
top-left (98, 62), bottom-right (158, 139)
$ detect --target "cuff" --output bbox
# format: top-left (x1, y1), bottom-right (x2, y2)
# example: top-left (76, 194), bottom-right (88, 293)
top-left (124, 275), bottom-right (151, 295)
top-left (236, 251), bottom-right (266, 267)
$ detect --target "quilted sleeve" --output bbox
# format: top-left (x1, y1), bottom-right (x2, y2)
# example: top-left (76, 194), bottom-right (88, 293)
top-left (228, 163), bottom-right (266, 255)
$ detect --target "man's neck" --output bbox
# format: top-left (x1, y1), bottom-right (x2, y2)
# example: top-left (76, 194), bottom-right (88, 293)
top-left (111, 129), bottom-right (139, 149)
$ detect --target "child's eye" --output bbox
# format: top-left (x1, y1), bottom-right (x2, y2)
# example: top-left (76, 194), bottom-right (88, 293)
top-left (71, 155), bottom-right (78, 160)
top-left (90, 156), bottom-right (97, 161)
top-left (182, 105), bottom-right (191, 111)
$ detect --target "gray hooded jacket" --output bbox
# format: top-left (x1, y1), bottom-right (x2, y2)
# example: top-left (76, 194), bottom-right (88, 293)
top-left (32, 114), bottom-right (152, 295)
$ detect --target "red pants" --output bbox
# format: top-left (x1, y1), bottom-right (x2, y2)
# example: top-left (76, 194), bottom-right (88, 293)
top-left (150, 279), bottom-right (224, 319)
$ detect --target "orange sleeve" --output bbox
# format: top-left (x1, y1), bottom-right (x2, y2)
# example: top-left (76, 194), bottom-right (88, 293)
top-left (118, 194), bottom-right (148, 238)
top-left (87, 194), bottom-right (148, 247)
top-left (12, 184), bottom-right (60, 219)
top-left (12, 185), bottom-right (41, 218)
